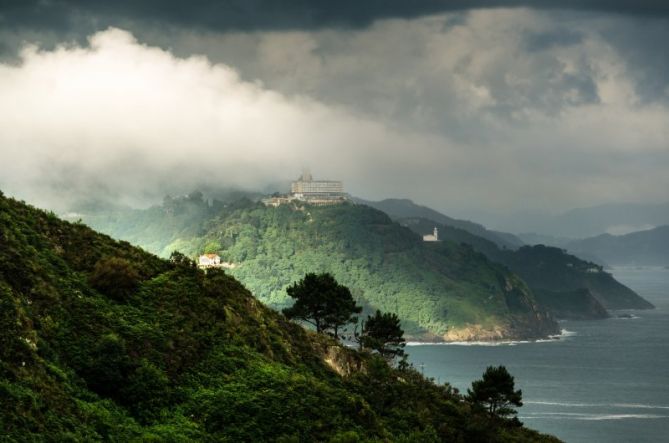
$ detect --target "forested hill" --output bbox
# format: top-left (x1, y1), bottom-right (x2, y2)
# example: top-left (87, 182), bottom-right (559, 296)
top-left (76, 195), bottom-right (558, 341)
top-left (400, 217), bottom-right (654, 318)
top-left (0, 191), bottom-right (561, 441)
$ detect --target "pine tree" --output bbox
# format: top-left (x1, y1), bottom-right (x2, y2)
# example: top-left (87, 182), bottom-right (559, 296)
top-left (359, 310), bottom-right (406, 361)
top-left (283, 273), bottom-right (361, 338)
top-left (467, 365), bottom-right (523, 418)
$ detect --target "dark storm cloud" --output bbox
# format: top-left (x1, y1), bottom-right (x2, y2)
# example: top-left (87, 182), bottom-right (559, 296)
top-left (598, 18), bottom-right (669, 104)
top-left (2, 0), bottom-right (669, 35)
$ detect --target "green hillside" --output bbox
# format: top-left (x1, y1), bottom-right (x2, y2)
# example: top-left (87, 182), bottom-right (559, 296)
top-left (0, 191), bottom-right (560, 441)
top-left (400, 218), bottom-right (654, 316)
top-left (78, 196), bottom-right (558, 341)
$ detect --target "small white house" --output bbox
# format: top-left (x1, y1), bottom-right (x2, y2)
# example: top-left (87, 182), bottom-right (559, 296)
top-left (198, 253), bottom-right (221, 267)
top-left (423, 227), bottom-right (439, 242)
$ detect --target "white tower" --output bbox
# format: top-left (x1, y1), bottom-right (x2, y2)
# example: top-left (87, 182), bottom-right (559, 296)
top-left (301, 168), bottom-right (313, 182)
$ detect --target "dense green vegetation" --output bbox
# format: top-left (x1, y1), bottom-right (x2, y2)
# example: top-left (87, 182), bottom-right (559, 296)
top-left (0, 191), bottom-right (559, 441)
top-left (80, 195), bottom-right (558, 340)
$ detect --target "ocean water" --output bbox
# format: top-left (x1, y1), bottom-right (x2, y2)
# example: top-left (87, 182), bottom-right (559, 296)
top-left (406, 268), bottom-right (669, 442)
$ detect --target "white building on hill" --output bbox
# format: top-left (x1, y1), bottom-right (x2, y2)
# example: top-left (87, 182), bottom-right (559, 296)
top-left (261, 170), bottom-right (348, 207)
top-left (423, 227), bottom-right (439, 242)
top-left (290, 170), bottom-right (346, 205)
top-left (199, 253), bottom-right (221, 267)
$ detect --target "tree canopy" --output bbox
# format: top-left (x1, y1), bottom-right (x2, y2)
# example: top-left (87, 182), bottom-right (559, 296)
top-left (282, 272), bottom-right (361, 338)
top-left (467, 365), bottom-right (523, 419)
top-left (359, 310), bottom-right (406, 361)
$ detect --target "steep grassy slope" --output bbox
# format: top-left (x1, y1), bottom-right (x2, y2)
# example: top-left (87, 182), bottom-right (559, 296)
top-left (0, 191), bottom-right (559, 441)
top-left (401, 218), bottom-right (653, 315)
top-left (80, 196), bottom-right (558, 341)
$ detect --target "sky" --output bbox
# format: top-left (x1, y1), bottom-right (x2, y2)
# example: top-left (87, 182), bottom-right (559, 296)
top-left (0, 1), bottom-right (668, 220)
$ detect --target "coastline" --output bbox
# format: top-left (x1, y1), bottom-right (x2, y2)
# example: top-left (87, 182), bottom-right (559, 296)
top-left (405, 328), bottom-right (577, 347)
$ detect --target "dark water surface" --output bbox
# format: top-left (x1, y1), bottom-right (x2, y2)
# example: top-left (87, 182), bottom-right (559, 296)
top-left (406, 268), bottom-right (669, 442)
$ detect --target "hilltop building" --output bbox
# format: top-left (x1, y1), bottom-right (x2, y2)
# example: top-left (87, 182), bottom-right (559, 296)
top-left (423, 227), bottom-right (439, 242)
top-left (262, 170), bottom-right (348, 206)
top-left (291, 171), bottom-right (343, 197)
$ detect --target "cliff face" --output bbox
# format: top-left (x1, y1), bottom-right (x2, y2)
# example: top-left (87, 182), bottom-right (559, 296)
top-left (533, 288), bottom-right (609, 320)
top-left (0, 192), bottom-right (560, 441)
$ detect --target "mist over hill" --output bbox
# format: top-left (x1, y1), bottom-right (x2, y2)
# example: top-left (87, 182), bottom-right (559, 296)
top-left (479, 202), bottom-right (669, 239)
top-left (566, 225), bottom-right (669, 267)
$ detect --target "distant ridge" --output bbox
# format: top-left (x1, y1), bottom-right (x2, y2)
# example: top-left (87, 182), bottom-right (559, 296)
top-left (491, 201), bottom-right (669, 239)
top-left (355, 197), bottom-right (524, 250)
top-left (567, 225), bottom-right (669, 267)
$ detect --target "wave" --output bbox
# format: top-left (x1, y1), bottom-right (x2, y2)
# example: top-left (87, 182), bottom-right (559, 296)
top-left (522, 412), bottom-right (669, 421)
top-left (613, 403), bottom-right (669, 410)
top-left (525, 401), bottom-right (601, 407)
top-left (611, 314), bottom-right (641, 320)
top-left (578, 414), bottom-right (668, 421)
top-left (525, 400), bottom-right (669, 410)
top-left (406, 329), bottom-right (576, 347)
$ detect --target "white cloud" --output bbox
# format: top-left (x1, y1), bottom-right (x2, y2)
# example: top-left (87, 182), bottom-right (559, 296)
top-left (0, 28), bottom-right (454, 209)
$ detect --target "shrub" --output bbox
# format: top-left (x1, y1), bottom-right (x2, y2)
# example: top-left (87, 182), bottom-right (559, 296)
top-left (89, 257), bottom-right (141, 301)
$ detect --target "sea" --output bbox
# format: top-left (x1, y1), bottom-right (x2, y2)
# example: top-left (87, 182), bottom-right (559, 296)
top-left (406, 267), bottom-right (669, 443)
